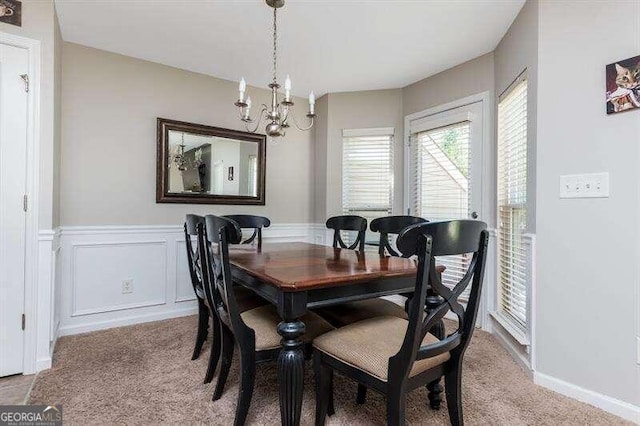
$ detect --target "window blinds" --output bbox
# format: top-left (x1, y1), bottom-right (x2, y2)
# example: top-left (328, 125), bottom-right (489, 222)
top-left (342, 130), bottom-right (394, 225)
top-left (497, 77), bottom-right (528, 330)
top-left (410, 121), bottom-right (472, 298)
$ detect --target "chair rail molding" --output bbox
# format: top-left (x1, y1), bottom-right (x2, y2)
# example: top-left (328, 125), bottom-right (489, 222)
top-left (56, 223), bottom-right (324, 339)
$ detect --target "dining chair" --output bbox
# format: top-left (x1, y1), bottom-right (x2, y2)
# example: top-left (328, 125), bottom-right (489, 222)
top-left (313, 220), bottom-right (489, 426)
top-left (199, 215), bottom-right (334, 426)
top-left (184, 214), bottom-right (266, 385)
top-left (325, 215), bottom-right (367, 251)
top-left (370, 215), bottom-right (428, 257)
top-left (222, 214), bottom-right (270, 249)
top-left (184, 214), bottom-right (209, 361)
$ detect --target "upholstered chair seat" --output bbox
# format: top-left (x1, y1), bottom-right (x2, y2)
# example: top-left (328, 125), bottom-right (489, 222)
top-left (316, 299), bottom-right (408, 327)
top-left (313, 316), bottom-right (449, 381)
top-left (241, 305), bottom-right (334, 351)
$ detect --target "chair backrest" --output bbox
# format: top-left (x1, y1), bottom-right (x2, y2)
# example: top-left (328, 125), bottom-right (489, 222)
top-left (199, 215), bottom-right (254, 342)
top-left (223, 215), bottom-right (271, 249)
top-left (184, 214), bottom-right (205, 295)
top-left (389, 220), bottom-right (489, 381)
top-left (370, 215), bottom-right (428, 256)
top-left (325, 215), bottom-right (367, 251)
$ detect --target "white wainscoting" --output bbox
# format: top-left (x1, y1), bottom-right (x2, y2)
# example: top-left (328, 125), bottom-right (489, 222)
top-left (57, 224), bottom-right (325, 337)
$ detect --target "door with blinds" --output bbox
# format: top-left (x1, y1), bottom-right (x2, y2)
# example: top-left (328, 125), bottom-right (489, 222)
top-left (406, 102), bottom-right (483, 299)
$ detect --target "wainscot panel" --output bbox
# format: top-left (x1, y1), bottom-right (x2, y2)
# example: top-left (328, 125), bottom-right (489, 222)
top-left (58, 223), bottom-right (324, 336)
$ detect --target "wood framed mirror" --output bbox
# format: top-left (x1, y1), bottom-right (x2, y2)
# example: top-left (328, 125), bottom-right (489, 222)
top-left (156, 118), bottom-right (266, 205)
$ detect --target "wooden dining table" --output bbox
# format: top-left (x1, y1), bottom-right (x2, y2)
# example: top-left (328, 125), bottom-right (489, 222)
top-left (228, 241), bottom-right (419, 426)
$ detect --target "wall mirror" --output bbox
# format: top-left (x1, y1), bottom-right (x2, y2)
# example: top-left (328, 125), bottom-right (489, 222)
top-left (156, 118), bottom-right (266, 205)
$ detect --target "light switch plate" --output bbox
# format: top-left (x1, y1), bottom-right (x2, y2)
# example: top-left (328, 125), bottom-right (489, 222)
top-left (560, 172), bottom-right (609, 198)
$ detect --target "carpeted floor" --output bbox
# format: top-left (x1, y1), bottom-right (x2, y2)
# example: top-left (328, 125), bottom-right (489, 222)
top-left (30, 316), bottom-right (628, 425)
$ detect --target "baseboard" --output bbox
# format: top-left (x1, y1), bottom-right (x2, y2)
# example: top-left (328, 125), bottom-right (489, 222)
top-left (58, 306), bottom-right (199, 337)
top-left (533, 372), bottom-right (640, 423)
top-left (36, 357), bottom-right (52, 372)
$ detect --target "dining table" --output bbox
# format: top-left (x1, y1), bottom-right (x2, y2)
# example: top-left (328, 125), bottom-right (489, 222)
top-left (228, 241), bottom-right (420, 426)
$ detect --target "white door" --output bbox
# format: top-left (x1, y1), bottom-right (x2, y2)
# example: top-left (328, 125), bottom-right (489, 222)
top-left (0, 43), bottom-right (29, 376)
top-left (406, 101), bottom-right (484, 299)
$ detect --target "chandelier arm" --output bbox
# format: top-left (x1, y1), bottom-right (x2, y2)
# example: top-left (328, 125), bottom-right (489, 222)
top-left (292, 113), bottom-right (315, 132)
top-left (244, 106), bottom-right (268, 133)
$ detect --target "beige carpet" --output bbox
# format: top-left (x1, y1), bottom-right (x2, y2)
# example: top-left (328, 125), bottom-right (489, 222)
top-left (30, 316), bottom-right (628, 425)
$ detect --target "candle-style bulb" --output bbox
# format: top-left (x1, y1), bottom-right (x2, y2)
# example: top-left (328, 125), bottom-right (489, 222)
top-left (309, 91), bottom-right (315, 105)
top-left (246, 96), bottom-right (252, 109)
top-left (285, 75), bottom-right (291, 91)
top-left (239, 78), bottom-right (246, 92)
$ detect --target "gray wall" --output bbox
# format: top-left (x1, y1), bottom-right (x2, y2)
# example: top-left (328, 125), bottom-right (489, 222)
top-left (60, 43), bottom-right (314, 225)
top-left (494, 0), bottom-right (538, 232)
top-left (1, 0), bottom-right (61, 229)
top-left (536, 0), bottom-right (640, 407)
top-left (313, 89), bottom-right (403, 221)
top-left (402, 53), bottom-right (495, 117)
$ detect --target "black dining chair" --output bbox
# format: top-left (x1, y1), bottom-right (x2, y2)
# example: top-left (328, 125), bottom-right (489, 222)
top-left (313, 220), bottom-right (489, 426)
top-left (222, 214), bottom-right (271, 249)
top-left (199, 215), bottom-right (334, 426)
top-left (325, 215), bottom-right (367, 251)
top-left (184, 215), bottom-right (266, 385)
top-left (370, 215), bottom-right (428, 256)
top-left (184, 214), bottom-right (209, 361)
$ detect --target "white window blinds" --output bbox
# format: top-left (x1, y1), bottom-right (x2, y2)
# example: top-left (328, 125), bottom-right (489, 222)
top-left (410, 121), bottom-right (472, 298)
top-left (342, 129), bottom-right (394, 225)
top-left (497, 77), bottom-right (528, 330)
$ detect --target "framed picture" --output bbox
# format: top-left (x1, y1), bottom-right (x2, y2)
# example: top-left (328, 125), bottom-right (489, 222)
top-left (0, 0), bottom-right (21, 27)
top-left (606, 54), bottom-right (640, 114)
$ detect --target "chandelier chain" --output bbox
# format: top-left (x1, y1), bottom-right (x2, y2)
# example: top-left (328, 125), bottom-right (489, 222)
top-left (272, 6), bottom-right (277, 84)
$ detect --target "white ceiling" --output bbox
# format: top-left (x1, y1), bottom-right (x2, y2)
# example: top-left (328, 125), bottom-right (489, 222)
top-left (55, 0), bottom-right (524, 97)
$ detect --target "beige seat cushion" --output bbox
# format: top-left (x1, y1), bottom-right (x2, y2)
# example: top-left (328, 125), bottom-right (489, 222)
top-left (241, 305), bottom-right (335, 351)
top-left (313, 316), bottom-right (450, 381)
top-left (315, 298), bottom-right (408, 327)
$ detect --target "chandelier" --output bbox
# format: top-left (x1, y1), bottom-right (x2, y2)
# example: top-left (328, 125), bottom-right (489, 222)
top-left (170, 133), bottom-right (202, 171)
top-left (234, 0), bottom-right (315, 138)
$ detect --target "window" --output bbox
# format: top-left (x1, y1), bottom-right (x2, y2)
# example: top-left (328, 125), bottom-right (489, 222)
top-left (247, 155), bottom-right (257, 197)
top-left (411, 122), bottom-right (471, 222)
top-left (342, 128), bottom-right (394, 231)
top-left (497, 76), bottom-right (528, 332)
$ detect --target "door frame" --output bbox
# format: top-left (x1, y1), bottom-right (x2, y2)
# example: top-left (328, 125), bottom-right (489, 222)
top-left (403, 91), bottom-right (495, 329)
top-left (1, 33), bottom-right (42, 375)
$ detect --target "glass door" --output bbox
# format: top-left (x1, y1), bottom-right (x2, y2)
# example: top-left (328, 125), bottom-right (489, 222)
top-left (406, 101), bottom-right (484, 298)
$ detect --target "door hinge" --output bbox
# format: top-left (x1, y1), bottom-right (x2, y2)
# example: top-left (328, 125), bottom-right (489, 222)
top-left (23, 194), bottom-right (28, 212)
top-left (22, 314), bottom-right (25, 330)
top-left (20, 74), bottom-right (29, 93)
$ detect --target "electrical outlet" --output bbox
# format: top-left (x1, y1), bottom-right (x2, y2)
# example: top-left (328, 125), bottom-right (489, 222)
top-left (122, 279), bottom-right (133, 294)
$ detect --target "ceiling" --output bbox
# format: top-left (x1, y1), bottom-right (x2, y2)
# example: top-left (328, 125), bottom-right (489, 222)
top-left (55, 0), bottom-right (525, 97)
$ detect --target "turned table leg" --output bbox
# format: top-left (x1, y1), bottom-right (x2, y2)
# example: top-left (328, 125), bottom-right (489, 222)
top-left (277, 318), bottom-right (306, 426)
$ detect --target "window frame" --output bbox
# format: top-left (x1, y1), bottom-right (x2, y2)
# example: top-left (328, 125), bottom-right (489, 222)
top-left (493, 70), bottom-right (532, 346)
top-left (341, 127), bottom-right (395, 237)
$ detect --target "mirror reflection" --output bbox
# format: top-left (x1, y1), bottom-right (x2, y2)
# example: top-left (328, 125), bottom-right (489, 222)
top-left (167, 131), bottom-right (259, 197)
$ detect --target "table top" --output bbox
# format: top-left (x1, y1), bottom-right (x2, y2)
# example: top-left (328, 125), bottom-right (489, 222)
top-left (228, 242), bottom-right (418, 292)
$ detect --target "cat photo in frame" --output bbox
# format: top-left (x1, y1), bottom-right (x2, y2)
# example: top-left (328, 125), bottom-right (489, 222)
top-left (606, 54), bottom-right (640, 114)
